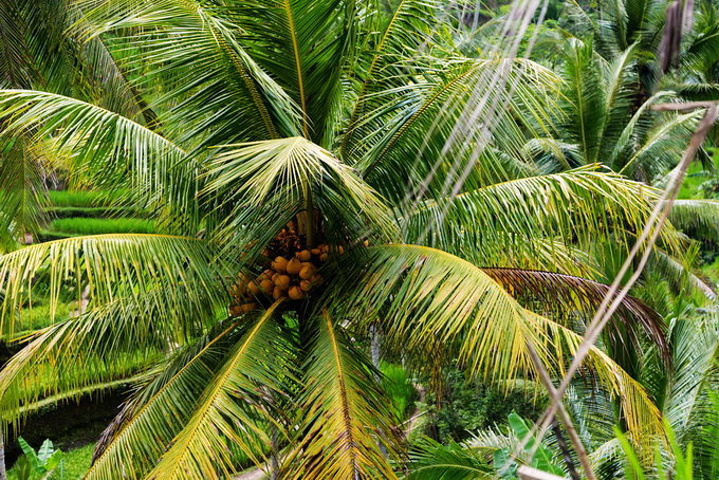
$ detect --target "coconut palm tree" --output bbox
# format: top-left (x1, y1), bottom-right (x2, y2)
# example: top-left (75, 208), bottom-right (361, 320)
top-left (522, 20), bottom-right (719, 302)
top-left (0, 0), bottom-right (683, 478)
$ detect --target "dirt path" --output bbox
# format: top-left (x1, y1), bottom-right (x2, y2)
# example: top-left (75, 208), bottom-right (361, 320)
top-left (403, 383), bottom-right (427, 438)
top-left (233, 465), bottom-right (270, 480)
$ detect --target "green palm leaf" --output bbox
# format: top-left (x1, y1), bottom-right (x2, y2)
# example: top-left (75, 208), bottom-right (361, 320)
top-left (201, 137), bottom-right (397, 251)
top-left (669, 199), bottom-right (719, 240)
top-left (597, 44), bottom-right (638, 161)
top-left (284, 312), bottom-right (400, 479)
top-left (84, 319), bottom-right (244, 480)
top-left (0, 281), bottom-right (226, 427)
top-left (662, 314), bottom-right (719, 437)
top-left (558, 37), bottom-right (607, 164)
top-left (333, 244), bottom-right (664, 439)
top-left (0, 0), bottom-right (34, 88)
top-left (649, 247), bottom-right (717, 301)
top-left (0, 234), bottom-right (225, 335)
top-left (144, 300), bottom-right (291, 480)
top-left (231, 0), bottom-right (360, 144)
top-left (75, 0), bottom-right (302, 143)
top-left (619, 110), bottom-right (701, 179)
top-left (0, 319), bottom-right (155, 431)
top-left (340, 0), bottom-right (437, 158)
top-left (0, 137), bottom-right (48, 250)
top-left (356, 58), bottom-right (560, 203)
top-left (408, 437), bottom-right (493, 480)
top-left (402, 165), bottom-right (672, 257)
top-left (0, 90), bottom-right (197, 230)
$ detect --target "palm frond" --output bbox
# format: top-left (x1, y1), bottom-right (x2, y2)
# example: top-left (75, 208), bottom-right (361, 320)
top-left (481, 267), bottom-right (669, 363)
top-left (73, 28), bottom-right (148, 123)
top-left (558, 37), bottom-right (607, 164)
top-left (0, 321), bottom-right (155, 434)
top-left (443, 234), bottom-right (597, 278)
top-left (144, 300), bottom-right (292, 480)
top-left (331, 244), bottom-right (664, 439)
top-left (668, 199), bottom-right (719, 240)
top-left (0, 234), bottom-right (225, 335)
top-left (229, 0), bottom-right (360, 144)
top-left (17, 373), bottom-right (147, 418)
top-left (662, 313), bottom-right (719, 438)
top-left (597, 44), bottom-right (638, 161)
top-left (619, 110), bottom-right (701, 180)
top-left (354, 58), bottom-right (560, 202)
top-left (0, 281), bottom-right (225, 428)
top-left (0, 89), bottom-right (199, 231)
top-left (0, 0), bottom-right (34, 88)
top-left (407, 437), bottom-right (493, 480)
top-left (201, 137), bottom-right (397, 253)
top-left (283, 312), bottom-right (401, 479)
top-left (75, 0), bottom-right (302, 143)
top-left (694, 388), bottom-right (719, 480)
top-left (84, 319), bottom-right (244, 480)
top-left (522, 138), bottom-right (579, 172)
top-left (339, 0), bottom-right (437, 158)
top-left (675, 83), bottom-right (719, 101)
top-left (402, 165), bottom-right (673, 259)
top-left (0, 137), bottom-right (47, 248)
top-left (649, 247), bottom-right (716, 301)
top-left (605, 90), bottom-right (675, 171)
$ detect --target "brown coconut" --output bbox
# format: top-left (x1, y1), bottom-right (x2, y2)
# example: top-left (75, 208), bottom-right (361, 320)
top-left (288, 285), bottom-right (305, 300)
top-left (286, 257), bottom-right (302, 275)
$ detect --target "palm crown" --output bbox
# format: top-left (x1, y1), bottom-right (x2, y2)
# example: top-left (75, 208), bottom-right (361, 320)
top-left (0, 1), bottom-right (695, 478)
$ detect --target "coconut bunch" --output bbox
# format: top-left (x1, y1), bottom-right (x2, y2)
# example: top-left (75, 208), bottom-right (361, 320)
top-left (229, 218), bottom-right (354, 315)
top-left (229, 245), bottom-right (334, 316)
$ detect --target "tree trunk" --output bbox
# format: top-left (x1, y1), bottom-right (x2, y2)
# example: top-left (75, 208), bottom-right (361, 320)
top-left (370, 323), bottom-right (381, 377)
top-left (551, 417), bottom-right (580, 480)
top-left (269, 426), bottom-right (280, 480)
top-left (0, 432), bottom-right (7, 480)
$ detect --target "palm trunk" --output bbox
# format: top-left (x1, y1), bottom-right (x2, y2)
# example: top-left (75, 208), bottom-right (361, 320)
top-left (369, 323), bottom-right (388, 458)
top-left (551, 417), bottom-right (580, 480)
top-left (0, 431), bottom-right (7, 480)
top-left (269, 426), bottom-right (280, 480)
top-left (370, 323), bottom-right (381, 376)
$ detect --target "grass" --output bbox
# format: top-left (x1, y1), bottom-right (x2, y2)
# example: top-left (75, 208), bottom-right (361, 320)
top-left (50, 444), bottom-right (94, 480)
top-left (47, 190), bottom-right (124, 208)
top-left (678, 154), bottom-right (718, 200)
top-left (47, 218), bottom-right (156, 236)
top-left (47, 206), bottom-right (142, 219)
top-left (702, 256), bottom-right (719, 282)
top-left (7, 443), bottom-right (94, 480)
top-left (19, 302), bottom-right (72, 332)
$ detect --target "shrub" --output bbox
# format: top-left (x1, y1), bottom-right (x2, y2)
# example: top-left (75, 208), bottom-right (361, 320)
top-left (422, 364), bottom-right (545, 443)
top-left (381, 362), bottom-right (417, 420)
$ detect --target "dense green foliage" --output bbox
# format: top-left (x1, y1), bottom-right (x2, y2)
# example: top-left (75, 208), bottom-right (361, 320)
top-left (8, 443), bottom-right (94, 480)
top-left (0, 0), bottom-right (717, 479)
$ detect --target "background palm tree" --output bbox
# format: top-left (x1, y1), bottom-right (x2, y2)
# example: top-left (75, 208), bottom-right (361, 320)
top-left (0, 0), bottom-right (711, 478)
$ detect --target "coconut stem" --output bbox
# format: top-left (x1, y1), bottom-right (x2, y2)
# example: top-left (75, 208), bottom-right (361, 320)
top-left (303, 183), bottom-right (314, 247)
